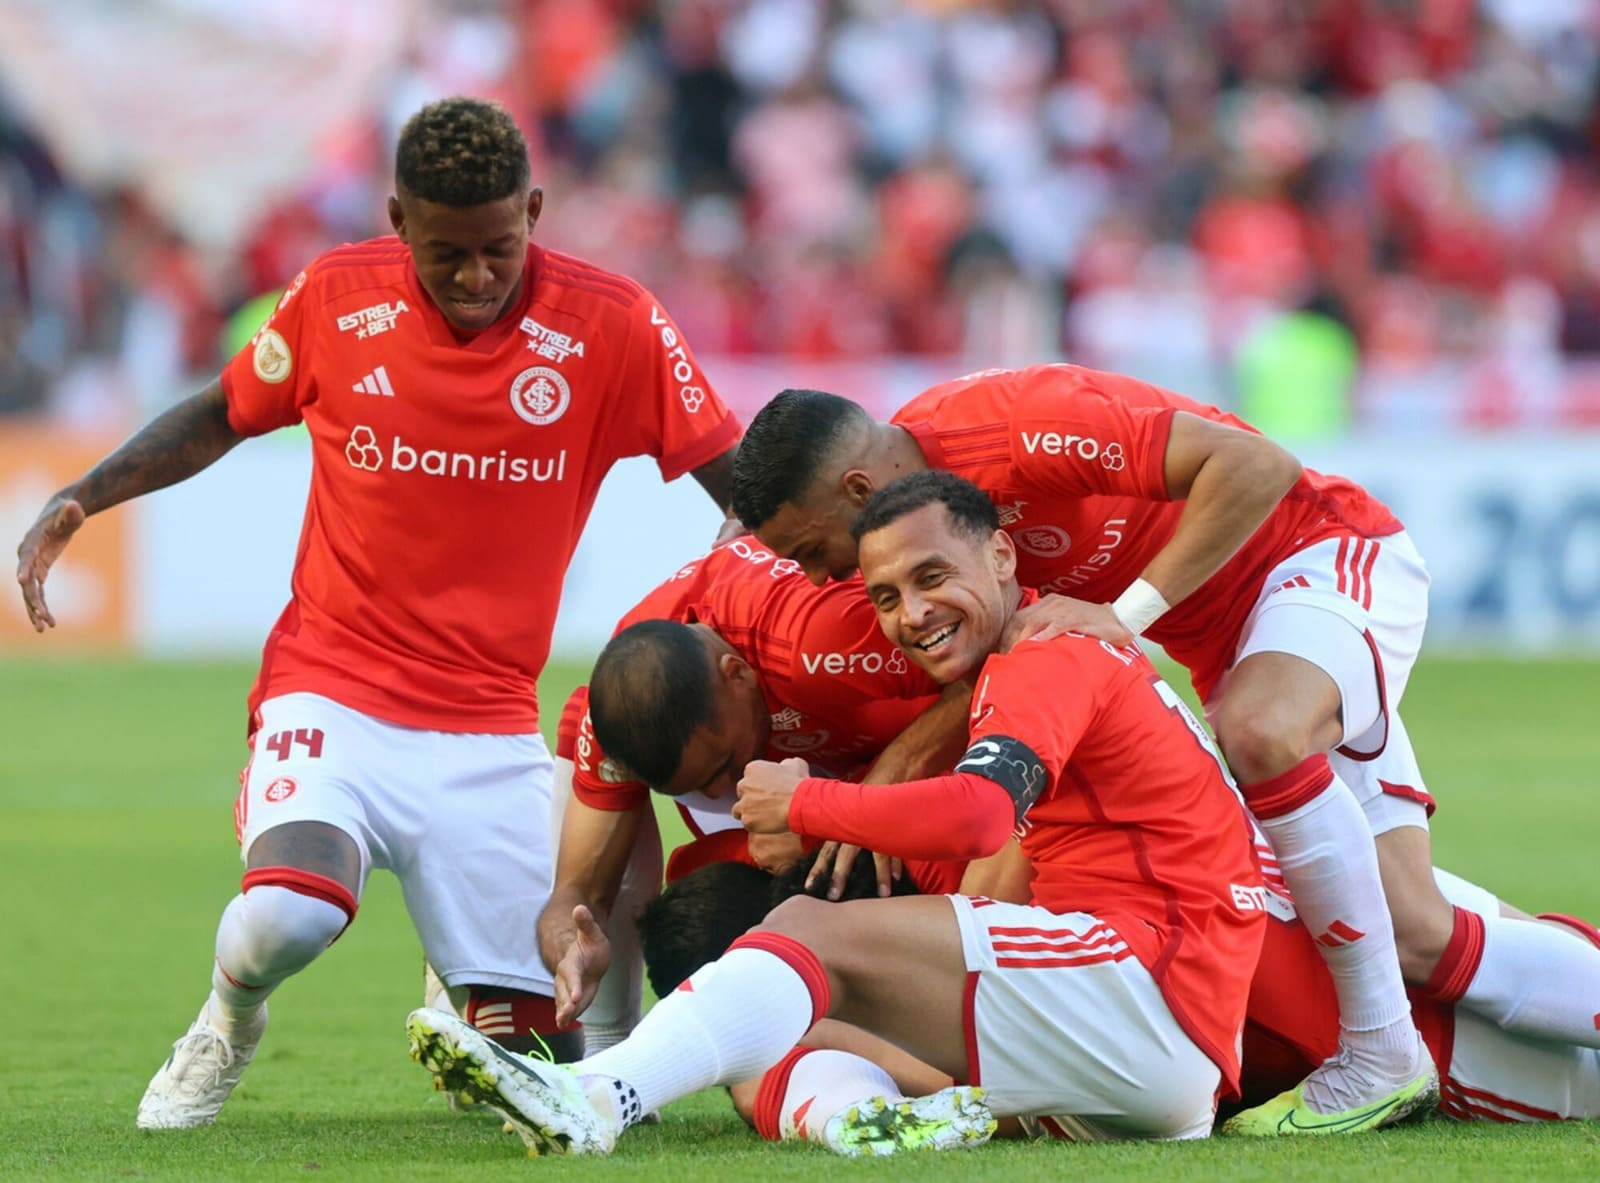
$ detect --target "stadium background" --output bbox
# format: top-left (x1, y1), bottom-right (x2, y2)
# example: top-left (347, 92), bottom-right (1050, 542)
top-left (3, 1), bottom-right (1600, 1178)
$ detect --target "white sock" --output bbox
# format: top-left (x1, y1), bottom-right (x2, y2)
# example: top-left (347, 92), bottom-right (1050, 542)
top-left (211, 886), bottom-right (348, 1033)
top-left (754, 1048), bottom-right (901, 1143)
top-left (579, 942), bottom-right (823, 1123)
top-left (1461, 914), bottom-right (1600, 1049)
top-left (1253, 778), bottom-right (1414, 1046)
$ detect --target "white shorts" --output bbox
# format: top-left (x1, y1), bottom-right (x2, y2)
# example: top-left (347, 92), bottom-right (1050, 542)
top-left (236, 692), bottom-right (555, 992)
top-left (948, 895), bottom-right (1220, 1140)
top-left (1210, 531), bottom-right (1436, 836)
top-left (1445, 1009), bottom-right (1600, 1122)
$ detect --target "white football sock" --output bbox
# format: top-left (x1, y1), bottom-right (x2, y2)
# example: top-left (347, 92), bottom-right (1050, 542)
top-left (1462, 915), bottom-right (1600, 1049)
top-left (579, 942), bottom-right (823, 1123)
top-left (212, 886), bottom-right (348, 1032)
top-left (756, 1048), bottom-right (901, 1143)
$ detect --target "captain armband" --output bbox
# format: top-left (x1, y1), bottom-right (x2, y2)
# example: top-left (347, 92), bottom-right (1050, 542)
top-left (954, 734), bottom-right (1048, 825)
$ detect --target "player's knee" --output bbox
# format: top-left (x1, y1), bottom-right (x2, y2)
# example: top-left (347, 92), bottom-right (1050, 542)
top-left (1388, 889), bottom-right (1457, 983)
top-left (233, 883), bottom-right (352, 976)
top-left (1214, 708), bottom-right (1314, 785)
top-left (755, 895), bottom-right (835, 953)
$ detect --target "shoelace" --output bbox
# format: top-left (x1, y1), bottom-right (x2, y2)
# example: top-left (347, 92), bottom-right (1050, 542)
top-left (167, 1028), bottom-right (236, 1097)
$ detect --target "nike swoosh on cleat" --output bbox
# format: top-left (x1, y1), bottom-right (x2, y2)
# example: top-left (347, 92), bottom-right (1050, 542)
top-left (1279, 1093), bottom-right (1404, 1134)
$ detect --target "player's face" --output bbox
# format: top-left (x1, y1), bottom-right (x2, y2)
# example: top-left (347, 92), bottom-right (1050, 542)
top-left (389, 189), bottom-right (542, 333)
top-left (658, 673), bottom-right (771, 801)
top-left (859, 503), bottom-right (1015, 684)
top-left (759, 492), bottom-right (862, 586)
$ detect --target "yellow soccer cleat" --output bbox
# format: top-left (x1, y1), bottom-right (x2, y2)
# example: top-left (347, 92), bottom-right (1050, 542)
top-left (1221, 1066), bottom-right (1439, 1136)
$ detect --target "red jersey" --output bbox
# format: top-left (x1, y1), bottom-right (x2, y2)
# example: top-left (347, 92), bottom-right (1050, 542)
top-left (554, 536), bottom-right (942, 816)
top-left (893, 364), bottom-right (1401, 701)
top-left (790, 629), bottom-right (1265, 1093)
top-left (222, 238), bottom-right (740, 733)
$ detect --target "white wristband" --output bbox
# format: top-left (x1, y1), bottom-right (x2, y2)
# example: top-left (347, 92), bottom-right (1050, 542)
top-left (1111, 578), bottom-right (1170, 636)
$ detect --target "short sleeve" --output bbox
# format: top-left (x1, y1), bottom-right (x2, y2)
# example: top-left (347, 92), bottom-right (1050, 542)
top-left (967, 639), bottom-right (1107, 780)
top-left (1008, 368), bottom-right (1177, 501)
top-left (618, 291), bottom-right (741, 482)
top-left (563, 687), bottom-right (649, 811)
top-left (221, 269), bottom-right (315, 437)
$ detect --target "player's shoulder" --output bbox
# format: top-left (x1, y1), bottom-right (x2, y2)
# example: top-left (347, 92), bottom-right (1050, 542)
top-left (290, 236), bottom-right (413, 308)
top-left (532, 247), bottom-right (648, 318)
top-left (992, 627), bottom-right (1147, 686)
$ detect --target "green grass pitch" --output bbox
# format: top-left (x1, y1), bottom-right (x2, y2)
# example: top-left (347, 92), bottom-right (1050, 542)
top-left (2, 652), bottom-right (1598, 1180)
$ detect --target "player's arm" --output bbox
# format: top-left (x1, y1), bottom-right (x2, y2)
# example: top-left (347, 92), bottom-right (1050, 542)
top-left (1011, 411), bottom-right (1301, 647)
top-left (537, 796), bottom-right (646, 1026)
top-left (16, 377), bottom-right (244, 631)
top-left (690, 444), bottom-right (739, 515)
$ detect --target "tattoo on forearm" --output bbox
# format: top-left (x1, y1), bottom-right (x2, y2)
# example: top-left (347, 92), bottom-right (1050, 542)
top-left (74, 389), bottom-right (241, 515)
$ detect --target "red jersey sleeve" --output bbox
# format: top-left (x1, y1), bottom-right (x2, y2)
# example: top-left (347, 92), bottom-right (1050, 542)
top-left (221, 267), bottom-right (314, 437)
top-left (965, 638), bottom-right (1108, 781)
top-left (1008, 367), bottom-right (1178, 501)
top-left (618, 291), bottom-right (741, 482)
top-left (561, 685), bottom-right (650, 812)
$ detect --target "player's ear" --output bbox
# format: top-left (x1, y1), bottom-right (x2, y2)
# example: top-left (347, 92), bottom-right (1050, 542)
top-left (387, 195), bottom-right (408, 241)
top-left (526, 187), bottom-right (543, 231)
top-left (990, 529), bottom-right (1017, 583)
top-left (841, 469), bottom-right (874, 507)
top-left (717, 651), bottom-right (756, 687)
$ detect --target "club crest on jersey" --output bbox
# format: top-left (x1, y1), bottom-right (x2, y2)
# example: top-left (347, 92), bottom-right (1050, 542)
top-left (510, 366), bottom-right (572, 426)
top-left (252, 328), bottom-right (292, 384)
top-left (771, 729), bottom-right (829, 754)
top-left (337, 300), bottom-right (410, 339)
top-left (1012, 524), bottom-right (1072, 559)
top-left (264, 777), bottom-right (297, 803)
top-left (520, 317), bottom-right (586, 363)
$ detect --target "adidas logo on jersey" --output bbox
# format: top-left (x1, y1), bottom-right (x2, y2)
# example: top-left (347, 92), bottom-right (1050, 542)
top-left (353, 366), bottom-right (395, 397)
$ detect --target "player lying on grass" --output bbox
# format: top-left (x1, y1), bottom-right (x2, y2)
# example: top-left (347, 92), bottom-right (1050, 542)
top-left (730, 372), bottom-right (1600, 1130)
top-left (533, 532), bottom-right (973, 1053)
top-left (14, 97), bottom-right (742, 1128)
top-left (405, 470), bottom-right (1276, 1154)
top-left (641, 857), bottom-right (1600, 1144)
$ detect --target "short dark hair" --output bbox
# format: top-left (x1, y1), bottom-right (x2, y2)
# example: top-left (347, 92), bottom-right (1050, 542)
top-left (731, 389), bottom-right (871, 529)
top-left (395, 96), bottom-right (530, 207)
top-left (851, 470), bottom-right (1000, 543)
top-left (589, 620), bottom-right (717, 789)
top-left (637, 861), bottom-right (774, 997)
top-left (635, 852), bottom-right (923, 996)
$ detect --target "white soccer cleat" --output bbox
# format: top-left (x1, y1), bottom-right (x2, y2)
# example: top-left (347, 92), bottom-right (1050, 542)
top-left (406, 1007), bottom-right (619, 1156)
top-left (136, 995), bottom-right (267, 1129)
top-left (821, 1086), bottom-right (996, 1157)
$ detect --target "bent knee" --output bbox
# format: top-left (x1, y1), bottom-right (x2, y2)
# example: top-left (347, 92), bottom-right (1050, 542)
top-left (1390, 895), bottom-right (1457, 983)
top-left (241, 884), bottom-right (351, 963)
top-left (756, 895), bottom-right (835, 948)
top-left (1215, 710), bottom-right (1321, 785)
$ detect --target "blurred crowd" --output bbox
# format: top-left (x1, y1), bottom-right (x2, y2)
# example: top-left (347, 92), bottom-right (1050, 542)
top-left (3, 0), bottom-right (1600, 429)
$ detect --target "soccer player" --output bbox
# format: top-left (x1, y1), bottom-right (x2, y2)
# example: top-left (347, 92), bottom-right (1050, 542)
top-left (540, 533), bottom-right (966, 1046)
top-left (726, 367), bottom-right (1600, 1131)
top-left (13, 97), bottom-right (741, 1128)
top-left (404, 471), bottom-right (1270, 1155)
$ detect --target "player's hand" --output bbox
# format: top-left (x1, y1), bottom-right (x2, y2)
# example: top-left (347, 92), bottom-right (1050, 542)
top-left (552, 904), bottom-right (610, 1029)
top-left (733, 757), bottom-right (808, 834)
top-left (747, 830), bottom-right (806, 873)
top-left (806, 842), bottom-right (902, 901)
top-left (16, 496), bottom-right (86, 632)
top-left (1003, 594), bottom-right (1130, 651)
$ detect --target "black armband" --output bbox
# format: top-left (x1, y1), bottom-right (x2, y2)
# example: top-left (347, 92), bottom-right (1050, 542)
top-left (955, 734), bottom-right (1047, 825)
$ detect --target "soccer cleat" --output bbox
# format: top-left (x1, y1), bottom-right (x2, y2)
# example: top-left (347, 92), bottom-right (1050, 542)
top-left (406, 1007), bottom-right (618, 1156)
top-left (1220, 1052), bottom-right (1439, 1136)
top-left (136, 995), bottom-right (267, 1129)
top-left (820, 1086), bottom-right (996, 1157)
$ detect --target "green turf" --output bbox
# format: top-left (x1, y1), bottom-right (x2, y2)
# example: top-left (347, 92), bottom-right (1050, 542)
top-left (2, 653), bottom-right (1598, 1180)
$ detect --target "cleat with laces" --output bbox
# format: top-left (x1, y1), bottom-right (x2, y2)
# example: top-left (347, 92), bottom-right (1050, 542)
top-left (1221, 1037), bottom-right (1439, 1136)
top-left (407, 1007), bottom-right (618, 1156)
top-left (821, 1086), bottom-right (996, 1157)
top-left (136, 995), bottom-right (267, 1129)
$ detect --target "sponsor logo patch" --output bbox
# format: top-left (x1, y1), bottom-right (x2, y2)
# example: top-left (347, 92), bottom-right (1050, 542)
top-left (1018, 431), bottom-right (1126, 470)
top-left (509, 366), bottom-right (572, 426)
top-left (337, 300), bottom-right (409, 338)
top-left (520, 317), bottom-right (586, 363)
top-left (346, 426), bottom-right (383, 471)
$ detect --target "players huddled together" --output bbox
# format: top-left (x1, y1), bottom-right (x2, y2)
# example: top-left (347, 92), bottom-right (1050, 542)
top-left (17, 96), bottom-right (1600, 1157)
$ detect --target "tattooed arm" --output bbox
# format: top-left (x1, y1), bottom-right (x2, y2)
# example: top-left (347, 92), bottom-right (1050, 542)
top-left (16, 378), bottom-right (244, 631)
